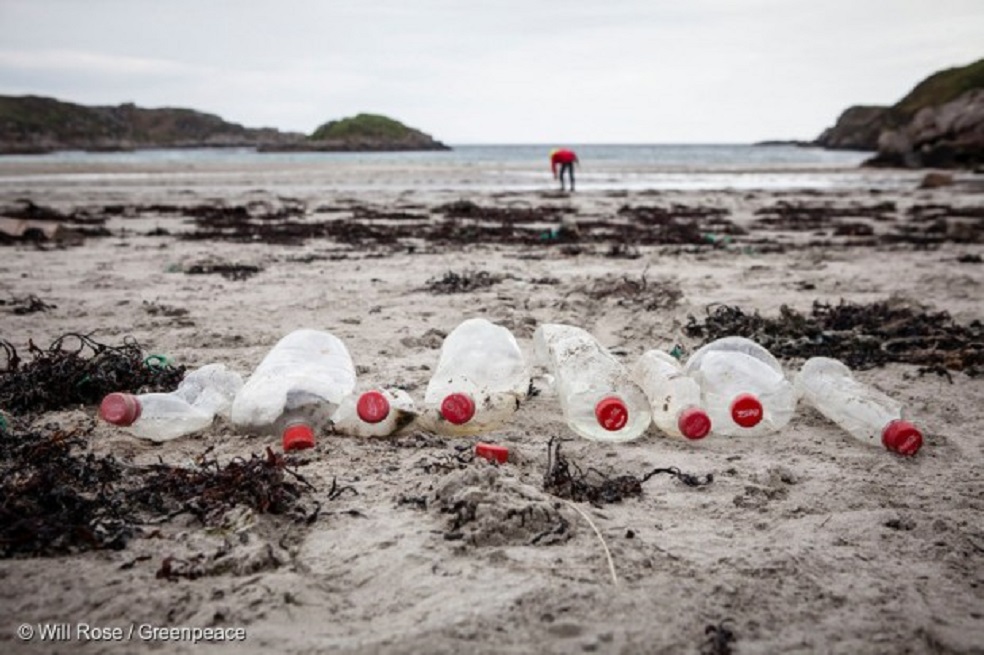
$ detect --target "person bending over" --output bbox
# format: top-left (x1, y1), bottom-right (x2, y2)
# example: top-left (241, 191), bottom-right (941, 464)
top-left (550, 148), bottom-right (579, 192)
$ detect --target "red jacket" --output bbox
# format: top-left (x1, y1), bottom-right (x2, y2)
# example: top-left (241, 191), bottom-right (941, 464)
top-left (550, 149), bottom-right (578, 175)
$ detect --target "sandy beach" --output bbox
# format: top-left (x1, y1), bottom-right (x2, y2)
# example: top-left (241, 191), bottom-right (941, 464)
top-left (1, 156), bottom-right (983, 654)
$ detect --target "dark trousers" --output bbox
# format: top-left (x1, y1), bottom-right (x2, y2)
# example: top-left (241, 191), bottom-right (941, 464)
top-left (559, 162), bottom-right (575, 191)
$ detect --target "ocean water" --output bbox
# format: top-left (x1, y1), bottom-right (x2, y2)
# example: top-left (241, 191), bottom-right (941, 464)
top-left (0, 144), bottom-right (923, 193)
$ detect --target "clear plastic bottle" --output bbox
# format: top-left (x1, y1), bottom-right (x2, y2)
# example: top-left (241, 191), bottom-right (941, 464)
top-left (631, 349), bottom-right (711, 440)
top-left (794, 356), bottom-right (923, 456)
top-left (230, 329), bottom-right (356, 450)
top-left (683, 336), bottom-right (796, 437)
top-left (331, 387), bottom-right (417, 438)
top-left (419, 318), bottom-right (529, 436)
top-left (533, 323), bottom-right (651, 442)
top-left (100, 363), bottom-right (244, 441)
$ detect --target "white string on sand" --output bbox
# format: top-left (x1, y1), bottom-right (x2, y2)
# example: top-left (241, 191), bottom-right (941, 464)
top-left (565, 500), bottom-right (618, 587)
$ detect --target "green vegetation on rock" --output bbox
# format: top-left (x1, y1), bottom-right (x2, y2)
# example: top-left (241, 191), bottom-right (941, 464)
top-left (893, 58), bottom-right (984, 122)
top-left (310, 113), bottom-right (413, 141)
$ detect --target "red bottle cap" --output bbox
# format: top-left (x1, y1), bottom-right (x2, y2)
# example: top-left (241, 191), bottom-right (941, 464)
top-left (882, 420), bottom-right (923, 456)
top-left (441, 393), bottom-right (475, 425)
top-left (475, 442), bottom-right (509, 464)
top-left (730, 393), bottom-right (763, 428)
top-left (99, 393), bottom-right (142, 426)
top-left (282, 423), bottom-right (315, 451)
top-left (357, 390), bottom-right (390, 424)
top-left (595, 396), bottom-right (629, 431)
top-left (678, 407), bottom-right (711, 440)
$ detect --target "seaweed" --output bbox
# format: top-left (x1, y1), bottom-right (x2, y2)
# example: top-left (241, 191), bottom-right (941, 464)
top-left (684, 299), bottom-right (984, 375)
top-left (543, 438), bottom-right (712, 504)
top-left (424, 270), bottom-right (503, 294)
top-left (0, 420), bottom-right (132, 557)
top-left (0, 334), bottom-right (187, 415)
top-left (184, 262), bottom-right (262, 281)
top-left (0, 420), bottom-right (317, 558)
top-left (1, 294), bottom-right (57, 315)
top-left (129, 447), bottom-right (316, 525)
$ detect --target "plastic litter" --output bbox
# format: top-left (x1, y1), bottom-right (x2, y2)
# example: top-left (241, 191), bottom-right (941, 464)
top-left (100, 363), bottom-right (243, 441)
top-left (794, 356), bottom-right (923, 456)
top-left (631, 349), bottom-right (711, 440)
top-left (533, 323), bottom-right (650, 442)
top-left (231, 329), bottom-right (356, 451)
top-left (331, 387), bottom-right (417, 437)
top-left (419, 318), bottom-right (529, 436)
top-left (683, 336), bottom-right (796, 437)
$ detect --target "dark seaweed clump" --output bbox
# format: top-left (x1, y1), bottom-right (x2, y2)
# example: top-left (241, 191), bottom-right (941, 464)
top-left (0, 419), bottom-right (316, 558)
top-left (424, 270), bottom-right (503, 294)
top-left (0, 420), bottom-right (132, 556)
top-left (543, 438), bottom-right (712, 505)
top-left (685, 300), bottom-right (984, 375)
top-left (0, 334), bottom-right (186, 414)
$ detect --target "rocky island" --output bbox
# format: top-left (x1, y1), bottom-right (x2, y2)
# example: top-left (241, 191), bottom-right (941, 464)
top-left (0, 96), bottom-right (449, 154)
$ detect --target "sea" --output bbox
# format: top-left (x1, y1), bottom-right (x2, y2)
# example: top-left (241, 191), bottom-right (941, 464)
top-left (0, 144), bottom-right (926, 195)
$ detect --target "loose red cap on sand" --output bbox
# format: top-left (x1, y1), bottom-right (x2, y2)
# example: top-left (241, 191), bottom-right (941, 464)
top-left (99, 393), bottom-right (142, 426)
top-left (882, 420), bottom-right (923, 456)
top-left (282, 423), bottom-right (315, 451)
top-left (441, 393), bottom-right (476, 425)
top-left (357, 390), bottom-right (390, 424)
top-left (730, 393), bottom-right (763, 428)
top-left (595, 396), bottom-right (629, 431)
top-left (678, 407), bottom-right (712, 440)
top-left (475, 442), bottom-right (509, 464)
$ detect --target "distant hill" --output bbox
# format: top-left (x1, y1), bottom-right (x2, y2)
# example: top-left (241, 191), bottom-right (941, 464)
top-left (815, 58), bottom-right (984, 168)
top-left (261, 113), bottom-right (449, 152)
top-left (0, 96), bottom-right (448, 154)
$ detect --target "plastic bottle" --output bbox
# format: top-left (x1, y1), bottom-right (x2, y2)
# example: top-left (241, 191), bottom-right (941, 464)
top-left (419, 318), bottom-right (529, 436)
top-left (683, 336), bottom-right (796, 437)
top-left (794, 356), bottom-right (923, 456)
top-left (100, 363), bottom-right (244, 441)
top-left (331, 387), bottom-right (417, 437)
top-left (230, 329), bottom-right (356, 450)
top-left (631, 349), bottom-right (712, 440)
top-left (533, 323), bottom-right (651, 442)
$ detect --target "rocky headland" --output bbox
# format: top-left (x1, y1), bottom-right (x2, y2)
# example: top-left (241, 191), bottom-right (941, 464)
top-left (815, 58), bottom-right (984, 169)
top-left (0, 96), bottom-right (448, 154)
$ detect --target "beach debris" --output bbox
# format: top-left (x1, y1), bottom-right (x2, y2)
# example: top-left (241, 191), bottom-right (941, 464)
top-left (130, 447), bottom-right (316, 525)
top-left (919, 172), bottom-right (954, 189)
top-left (0, 216), bottom-right (66, 243)
top-left (184, 261), bottom-right (262, 281)
top-left (685, 298), bottom-right (984, 375)
top-left (1, 294), bottom-right (57, 315)
top-left (701, 619), bottom-right (737, 655)
top-left (475, 442), bottom-right (509, 464)
top-left (543, 438), bottom-right (713, 505)
top-left (0, 419), bottom-right (317, 558)
top-left (0, 334), bottom-right (186, 415)
top-left (424, 269), bottom-right (502, 294)
top-left (578, 269), bottom-right (684, 311)
top-left (0, 420), bottom-right (133, 557)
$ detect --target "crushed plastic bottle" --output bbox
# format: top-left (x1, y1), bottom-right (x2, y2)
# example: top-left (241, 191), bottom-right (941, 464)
top-left (683, 336), bottom-right (796, 437)
top-left (230, 329), bottom-right (356, 451)
top-left (331, 387), bottom-right (417, 438)
top-left (533, 323), bottom-right (651, 442)
top-left (419, 318), bottom-right (529, 436)
top-left (631, 349), bottom-right (712, 440)
top-left (794, 356), bottom-right (923, 456)
top-left (100, 363), bottom-right (244, 441)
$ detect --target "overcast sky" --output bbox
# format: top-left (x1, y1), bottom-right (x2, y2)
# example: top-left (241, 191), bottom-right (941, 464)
top-left (0, 0), bottom-right (981, 144)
